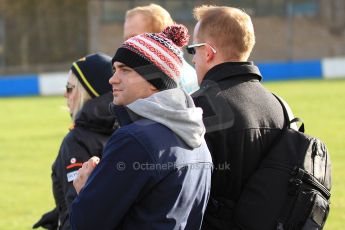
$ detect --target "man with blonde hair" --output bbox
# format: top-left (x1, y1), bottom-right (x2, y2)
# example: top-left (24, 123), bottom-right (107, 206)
top-left (188, 5), bottom-right (286, 229)
top-left (123, 3), bottom-right (199, 94)
top-left (124, 3), bottom-right (173, 41)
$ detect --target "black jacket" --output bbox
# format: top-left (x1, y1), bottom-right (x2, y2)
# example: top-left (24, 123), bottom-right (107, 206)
top-left (192, 62), bottom-right (286, 227)
top-left (52, 92), bottom-right (117, 230)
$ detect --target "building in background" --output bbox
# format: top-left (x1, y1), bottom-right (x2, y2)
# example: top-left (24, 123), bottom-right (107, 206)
top-left (0, 0), bottom-right (344, 75)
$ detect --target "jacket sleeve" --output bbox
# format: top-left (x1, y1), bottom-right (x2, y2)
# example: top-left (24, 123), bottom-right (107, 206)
top-left (52, 132), bottom-right (95, 228)
top-left (70, 130), bottom-right (154, 230)
top-left (51, 156), bottom-right (67, 219)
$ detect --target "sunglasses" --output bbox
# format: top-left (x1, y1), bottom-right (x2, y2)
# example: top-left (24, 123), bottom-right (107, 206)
top-left (65, 84), bottom-right (75, 94)
top-left (186, 43), bottom-right (217, 55)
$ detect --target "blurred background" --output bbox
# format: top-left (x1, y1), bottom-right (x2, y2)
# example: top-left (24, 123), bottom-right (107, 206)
top-left (0, 0), bottom-right (344, 75)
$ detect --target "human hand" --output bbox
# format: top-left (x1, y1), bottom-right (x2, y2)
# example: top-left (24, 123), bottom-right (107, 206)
top-left (73, 156), bottom-right (100, 194)
top-left (32, 207), bottom-right (58, 229)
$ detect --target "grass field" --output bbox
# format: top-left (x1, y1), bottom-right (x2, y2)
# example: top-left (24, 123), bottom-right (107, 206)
top-left (0, 79), bottom-right (344, 229)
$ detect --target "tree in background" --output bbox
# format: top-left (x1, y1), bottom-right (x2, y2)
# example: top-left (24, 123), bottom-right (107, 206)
top-left (0, 0), bottom-right (88, 70)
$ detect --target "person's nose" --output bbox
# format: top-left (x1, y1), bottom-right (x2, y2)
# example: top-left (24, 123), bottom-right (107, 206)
top-left (63, 90), bottom-right (68, 98)
top-left (109, 72), bottom-right (120, 85)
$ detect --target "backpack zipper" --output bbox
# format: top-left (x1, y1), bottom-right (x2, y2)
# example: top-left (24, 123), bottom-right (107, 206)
top-left (301, 172), bottom-right (331, 199)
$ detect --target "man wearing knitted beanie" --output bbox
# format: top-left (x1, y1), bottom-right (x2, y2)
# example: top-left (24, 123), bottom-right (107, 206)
top-left (70, 24), bottom-right (212, 230)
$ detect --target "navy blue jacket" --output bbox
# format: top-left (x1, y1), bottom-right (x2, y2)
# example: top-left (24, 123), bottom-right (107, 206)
top-left (70, 106), bottom-right (212, 230)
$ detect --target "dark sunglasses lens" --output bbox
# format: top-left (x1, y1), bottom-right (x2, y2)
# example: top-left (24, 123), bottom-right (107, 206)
top-left (66, 85), bottom-right (73, 93)
top-left (186, 46), bottom-right (195, 55)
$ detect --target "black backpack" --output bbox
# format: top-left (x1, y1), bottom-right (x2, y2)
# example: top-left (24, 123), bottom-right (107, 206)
top-left (233, 95), bottom-right (332, 229)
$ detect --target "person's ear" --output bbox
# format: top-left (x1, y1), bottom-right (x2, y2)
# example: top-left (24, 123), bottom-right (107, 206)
top-left (205, 45), bottom-right (216, 63)
top-left (149, 84), bottom-right (158, 92)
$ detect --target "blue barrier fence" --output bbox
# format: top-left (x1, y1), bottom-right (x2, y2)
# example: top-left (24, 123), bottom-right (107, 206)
top-left (0, 57), bottom-right (344, 97)
top-left (0, 75), bottom-right (39, 96)
top-left (257, 60), bottom-right (322, 81)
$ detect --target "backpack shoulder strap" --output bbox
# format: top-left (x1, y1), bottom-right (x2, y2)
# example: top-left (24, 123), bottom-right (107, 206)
top-left (273, 94), bottom-right (304, 133)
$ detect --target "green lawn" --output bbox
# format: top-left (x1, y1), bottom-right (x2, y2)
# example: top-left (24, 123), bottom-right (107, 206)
top-left (0, 79), bottom-right (344, 229)
top-left (0, 96), bottom-right (70, 229)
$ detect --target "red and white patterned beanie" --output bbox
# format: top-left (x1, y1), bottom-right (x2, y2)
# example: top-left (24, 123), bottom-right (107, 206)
top-left (112, 24), bottom-right (189, 90)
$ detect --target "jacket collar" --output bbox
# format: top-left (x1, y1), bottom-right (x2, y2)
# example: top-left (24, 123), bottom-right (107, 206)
top-left (74, 92), bottom-right (116, 135)
top-left (201, 61), bottom-right (262, 87)
top-left (109, 103), bottom-right (142, 127)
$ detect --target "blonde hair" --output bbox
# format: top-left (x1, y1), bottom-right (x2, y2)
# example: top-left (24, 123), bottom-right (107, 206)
top-left (70, 73), bottom-right (92, 122)
top-left (125, 3), bottom-right (174, 33)
top-left (193, 5), bottom-right (255, 61)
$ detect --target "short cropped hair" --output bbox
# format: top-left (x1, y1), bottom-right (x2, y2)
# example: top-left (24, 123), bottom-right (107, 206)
top-left (193, 5), bottom-right (255, 61)
top-left (126, 3), bottom-right (174, 33)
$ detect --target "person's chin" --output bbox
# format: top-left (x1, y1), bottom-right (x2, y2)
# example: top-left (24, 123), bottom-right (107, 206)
top-left (113, 97), bottom-right (123, 106)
